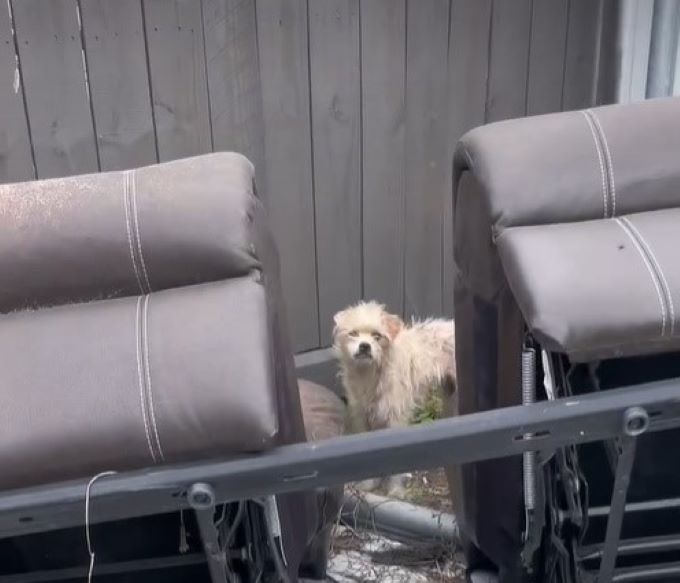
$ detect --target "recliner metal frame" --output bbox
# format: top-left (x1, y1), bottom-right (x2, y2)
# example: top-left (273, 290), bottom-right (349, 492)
top-left (1, 375), bottom-right (679, 582)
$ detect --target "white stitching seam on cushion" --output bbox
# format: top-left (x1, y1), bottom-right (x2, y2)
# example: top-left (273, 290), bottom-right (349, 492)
top-left (581, 111), bottom-right (608, 218)
top-left (621, 216), bottom-right (675, 336)
top-left (589, 110), bottom-right (616, 217)
top-left (123, 171), bottom-right (144, 293)
top-left (136, 296), bottom-right (157, 462)
top-left (615, 218), bottom-right (667, 336)
top-left (130, 170), bottom-right (152, 294)
top-left (143, 295), bottom-right (164, 461)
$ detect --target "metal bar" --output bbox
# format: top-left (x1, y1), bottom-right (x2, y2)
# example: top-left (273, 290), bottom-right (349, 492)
top-left (187, 483), bottom-right (228, 583)
top-left (612, 561), bottom-right (680, 582)
top-left (0, 379), bottom-right (678, 540)
top-left (588, 495), bottom-right (680, 518)
top-left (341, 490), bottom-right (459, 544)
top-left (602, 439), bottom-right (619, 476)
top-left (597, 410), bottom-right (649, 583)
top-left (0, 554), bottom-right (205, 583)
top-left (580, 533), bottom-right (680, 561)
top-left (586, 561), bottom-right (680, 582)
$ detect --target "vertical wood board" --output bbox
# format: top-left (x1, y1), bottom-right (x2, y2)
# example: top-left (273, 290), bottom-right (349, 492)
top-left (202, 0), bottom-right (265, 181)
top-left (361, 0), bottom-right (406, 316)
top-left (562, 0), bottom-right (602, 110)
top-left (445, 0), bottom-right (494, 317)
top-left (485, 0), bottom-right (533, 122)
top-left (527, 0), bottom-right (569, 115)
top-left (309, 0), bottom-right (362, 342)
top-left (404, 0), bottom-right (450, 318)
top-left (0, 3), bottom-right (34, 183)
top-left (80, 0), bottom-right (157, 171)
top-left (256, 0), bottom-right (319, 351)
top-left (12, 0), bottom-right (98, 178)
top-left (143, 0), bottom-right (212, 161)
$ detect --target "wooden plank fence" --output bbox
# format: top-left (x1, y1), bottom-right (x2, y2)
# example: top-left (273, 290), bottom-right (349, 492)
top-left (0, 0), bottom-right (619, 353)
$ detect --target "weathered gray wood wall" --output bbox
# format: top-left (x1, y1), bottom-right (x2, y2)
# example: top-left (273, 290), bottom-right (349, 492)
top-left (0, 0), bottom-right (618, 353)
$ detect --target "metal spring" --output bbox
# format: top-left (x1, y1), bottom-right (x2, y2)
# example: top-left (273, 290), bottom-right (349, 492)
top-left (522, 348), bottom-right (537, 511)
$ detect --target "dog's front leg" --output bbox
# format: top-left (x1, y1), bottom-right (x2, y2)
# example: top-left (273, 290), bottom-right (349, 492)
top-left (380, 416), bottom-right (409, 498)
top-left (383, 424), bottom-right (408, 497)
top-left (348, 408), bottom-right (382, 492)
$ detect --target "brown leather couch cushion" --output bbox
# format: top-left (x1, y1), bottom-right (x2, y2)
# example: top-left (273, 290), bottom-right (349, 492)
top-left (455, 97), bottom-right (680, 361)
top-left (0, 153), bottom-right (306, 494)
top-left (455, 97), bottom-right (680, 235)
top-left (0, 153), bottom-right (261, 313)
top-left (498, 209), bottom-right (680, 361)
top-left (0, 279), bottom-right (278, 491)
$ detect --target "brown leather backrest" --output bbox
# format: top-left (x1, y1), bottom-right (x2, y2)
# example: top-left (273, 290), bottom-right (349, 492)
top-left (449, 97), bottom-right (680, 566)
top-left (454, 97), bottom-right (680, 236)
top-left (0, 153), bottom-right (308, 490)
top-left (0, 153), bottom-right (260, 312)
top-left (454, 97), bottom-right (680, 361)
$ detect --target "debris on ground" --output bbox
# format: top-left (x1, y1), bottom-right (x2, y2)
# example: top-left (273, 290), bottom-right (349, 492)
top-left (399, 468), bottom-right (453, 513)
top-left (329, 468), bottom-right (465, 582)
top-left (328, 525), bottom-right (464, 582)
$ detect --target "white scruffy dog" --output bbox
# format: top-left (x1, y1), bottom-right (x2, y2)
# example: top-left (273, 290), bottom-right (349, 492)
top-left (333, 301), bottom-right (455, 496)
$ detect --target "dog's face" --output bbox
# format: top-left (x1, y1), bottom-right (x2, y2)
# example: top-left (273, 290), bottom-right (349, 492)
top-left (333, 301), bottom-right (403, 370)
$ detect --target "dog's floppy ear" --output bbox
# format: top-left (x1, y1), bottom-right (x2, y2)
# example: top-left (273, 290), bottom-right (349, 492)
top-left (332, 310), bottom-right (345, 339)
top-left (383, 313), bottom-right (404, 340)
top-left (333, 310), bottom-right (345, 329)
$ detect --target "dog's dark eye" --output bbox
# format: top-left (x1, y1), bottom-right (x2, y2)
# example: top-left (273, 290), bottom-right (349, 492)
top-left (372, 332), bottom-right (383, 341)
top-left (348, 331), bottom-right (358, 338)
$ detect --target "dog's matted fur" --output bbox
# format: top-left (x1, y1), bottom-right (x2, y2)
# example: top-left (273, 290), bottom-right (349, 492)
top-left (333, 301), bottom-right (455, 494)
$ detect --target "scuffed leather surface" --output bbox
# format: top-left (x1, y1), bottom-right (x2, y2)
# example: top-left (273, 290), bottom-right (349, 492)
top-left (0, 153), bottom-right (260, 312)
top-left (499, 209), bottom-right (680, 360)
top-left (454, 96), bottom-right (680, 362)
top-left (455, 97), bottom-right (680, 235)
top-left (445, 172), bottom-right (524, 573)
top-left (0, 275), bottom-right (277, 491)
top-left (450, 97), bottom-right (680, 572)
top-left (0, 152), bottom-right (316, 574)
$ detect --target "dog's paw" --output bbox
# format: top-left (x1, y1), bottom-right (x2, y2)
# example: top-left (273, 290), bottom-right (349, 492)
top-left (355, 478), bottom-right (380, 492)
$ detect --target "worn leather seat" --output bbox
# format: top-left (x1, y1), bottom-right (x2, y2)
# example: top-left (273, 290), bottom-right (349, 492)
top-left (0, 152), bottom-right (322, 574)
top-left (0, 152), bottom-right (306, 489)
top-left (450, 96), bottom-right (680, 577)
top-left (456, 97), bottom-right (680, 362)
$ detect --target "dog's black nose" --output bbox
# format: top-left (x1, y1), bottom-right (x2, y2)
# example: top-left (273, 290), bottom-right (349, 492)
top-left (358, 342), bottom-right (371, 353)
